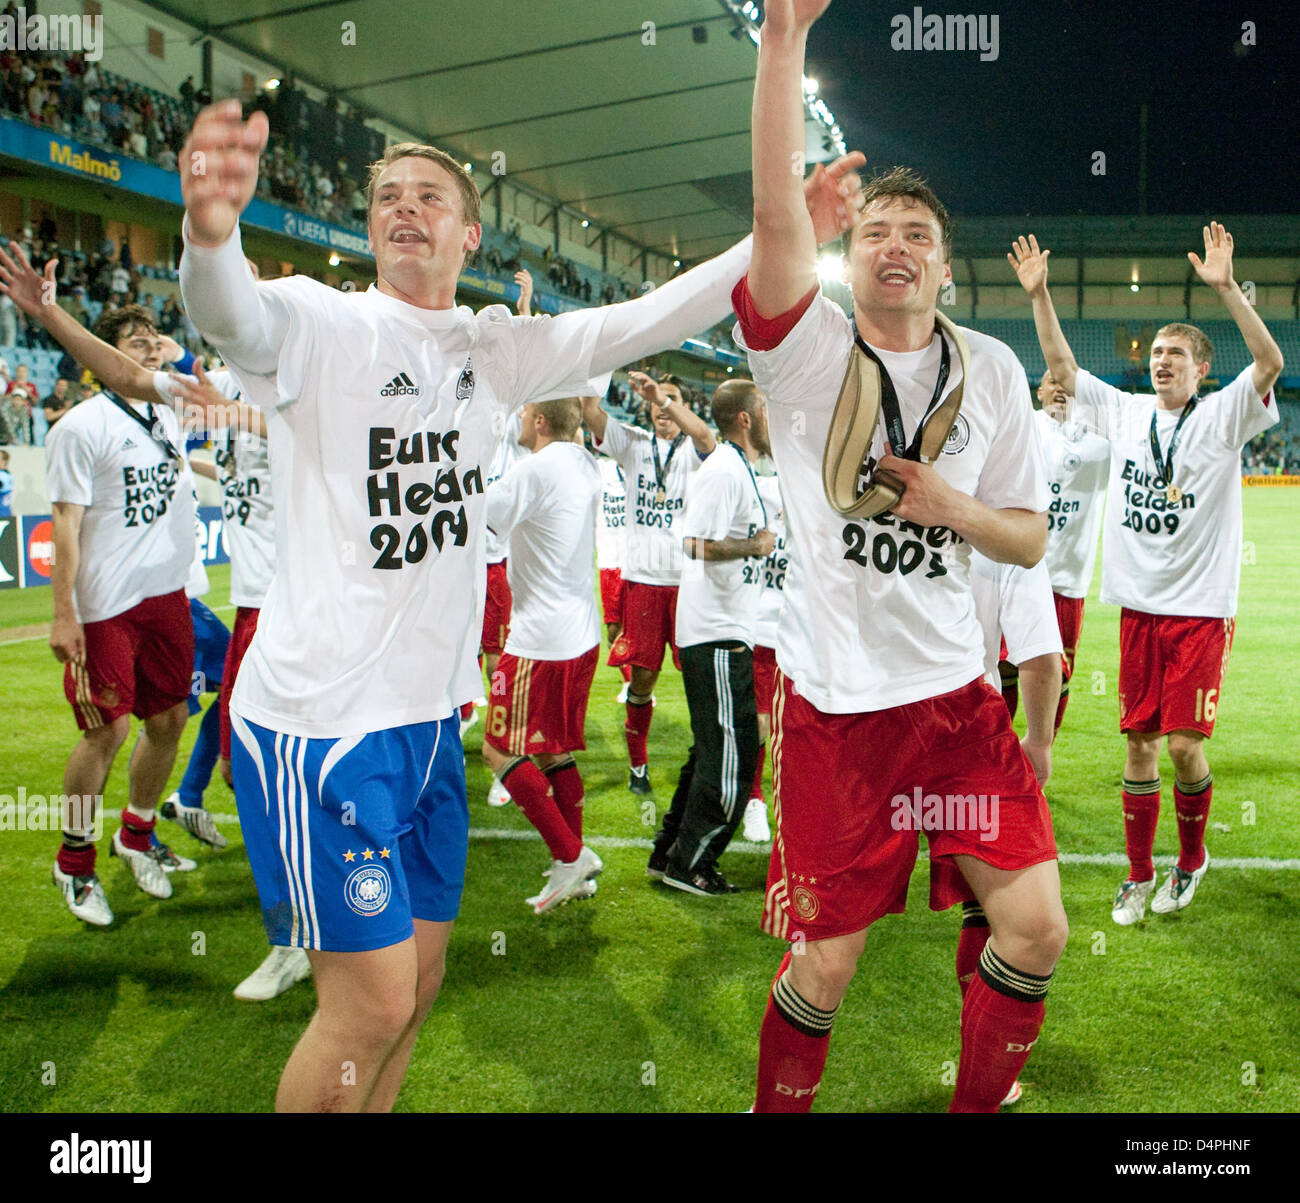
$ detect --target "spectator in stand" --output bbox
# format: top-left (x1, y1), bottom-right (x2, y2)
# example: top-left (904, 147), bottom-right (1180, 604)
top-left (0, 448), bottom-right (12, 515)
top-left (7, 362), bottom-right (39, 442)
top-left (43, 376), bottom-right (74, 436)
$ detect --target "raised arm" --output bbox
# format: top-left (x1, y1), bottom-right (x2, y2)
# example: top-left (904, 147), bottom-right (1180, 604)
top-left (1189, 222), bottom-right (1284, 399)
top-left (0, 243), bottom-right (158, 402)
top-left (749, 0), bottom-right (828, 318)
top-left (1009, 235), bottom-right (1078, 395)
top-left (179, 100), bottom-right (284, 372)
top-left (514, 269), bottom-right (533, 318)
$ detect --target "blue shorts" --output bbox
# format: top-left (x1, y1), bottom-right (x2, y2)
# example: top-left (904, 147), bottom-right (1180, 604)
top-left (230, 712), bottom-right (468, 952)
top-left (188, 597), bottom-right (230, 714)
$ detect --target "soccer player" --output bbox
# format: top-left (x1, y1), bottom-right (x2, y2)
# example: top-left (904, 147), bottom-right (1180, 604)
top-left (581, 373), bottom-right (716, 797)
top-left (648, 378), bottom-right (774, 895)
top-left (40, 304), bottom-right (195, 924)
top-left (480, 397), bottom-right (604, 912)
top-left (175, 99), bottom-right (856, 1111)
top-left (744, 468), bottom-right (788, 842)
top-left (999, 368), bottom-right (1108, 731)
top-left (741, 0), bottom-right (1064, 1113)
top-left (1010, 224), bottom-right (1283, 923)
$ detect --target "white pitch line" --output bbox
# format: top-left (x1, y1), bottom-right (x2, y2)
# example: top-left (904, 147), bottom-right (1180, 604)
top-left (196, 813), bottom-right (1300, 871)
top-left (1, 604), bottom-right (236, 646)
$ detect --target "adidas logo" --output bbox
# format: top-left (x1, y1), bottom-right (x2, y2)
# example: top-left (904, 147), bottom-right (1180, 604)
top-left (529, 731), bottom-right (545, 744)
top-left (380, 372), bottom-right (420, 397)
top-left (121, 437), bottom-right (136, 449)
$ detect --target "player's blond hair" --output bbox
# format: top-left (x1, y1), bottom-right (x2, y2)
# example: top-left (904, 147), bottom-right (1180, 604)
top-left (1154, 322), bottom-right (1213, 369)
top-left (533, 397), bottom-right (583, 441)
top-left (365, 143), bottom-right (482, 226)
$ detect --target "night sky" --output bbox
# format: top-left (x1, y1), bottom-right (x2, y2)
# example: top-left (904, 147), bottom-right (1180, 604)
top-left (801, 0), bottom-right (1299, 217)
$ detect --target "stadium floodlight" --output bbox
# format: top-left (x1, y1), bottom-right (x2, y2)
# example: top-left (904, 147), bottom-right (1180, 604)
top-left (328, 253), bottom-right (341, 267)
top-left (673, 258), bottom-right (681, 268)
top-left (581, 219), bottom-right (590, 228)
top-left (266, 78), bottom-right (280, 90)
top-left (1130, 283), bottom-right (1140, 292)
top-left (463, 162), bottom-right (473, 173)
top-left (803, 76), bottom-right (819, 96)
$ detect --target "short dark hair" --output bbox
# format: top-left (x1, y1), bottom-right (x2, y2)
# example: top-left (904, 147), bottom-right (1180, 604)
top-left (365, 143), bottom-right (481, 225)
top-left (93, 303), bottom-right (158, 349)
top-left (709, 378), bottom-right (761, 436)
top-left (533, 397), bottom-right (582, 440)
top-left (851, 166), bottom-right (954, 261)
top-left (1155, 322), bottom-right (1213, 369)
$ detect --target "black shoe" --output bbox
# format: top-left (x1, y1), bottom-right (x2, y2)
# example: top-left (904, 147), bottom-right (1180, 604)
top-left (628, 766), bottom-right (652, 796)
top-left (662, 864), bottom-right (739, 897)
top-left (646, 847), bottom-right (669, 880)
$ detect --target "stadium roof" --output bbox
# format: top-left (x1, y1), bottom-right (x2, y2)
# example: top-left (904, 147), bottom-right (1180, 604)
top-left (132, 0), bottom-right (818, 265)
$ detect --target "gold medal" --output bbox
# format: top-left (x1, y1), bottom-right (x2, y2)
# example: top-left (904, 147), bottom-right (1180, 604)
top-left (1166, 485), bottom-right (1182, 505)
top-left (655, 488), bottom-right (666, 505)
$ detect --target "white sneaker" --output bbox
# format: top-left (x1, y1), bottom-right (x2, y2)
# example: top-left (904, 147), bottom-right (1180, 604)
top-left (233, 946), bottom-right (312, 1001)
top-left (1150, 851), bottom-right (1210, 914)
top-left (111, 828), bottom-right (172, 899)
top-left (1110, 873), bottom-right (1156, 926)
top-left (52, 862), bottom-right (114, 927)
top-left (529, 846), bottom-right (604, 914)
top-left (742, 797), bottom-right (771, 842)
top-left (149, 832), bottom-right (197, 872)
top-left (487, 778), bottom-right (512, 808)
top-left (1001, 1079), bottom-right (1023, 1107)
top-left (161, 793), bottom-right (228, 848)
top-left (459, 708), bottom-right (479, 739)
top-left (616, 682), bottom-right (630, 703)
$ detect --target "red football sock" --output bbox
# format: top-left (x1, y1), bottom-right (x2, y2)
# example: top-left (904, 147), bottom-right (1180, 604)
top-left (1121, 778), bottom-right (1161, 882)
top-left (502, 760), bottom-right (582, 864)
top-left (950, 945), bottom-right (1050, 1113)
top-left (620, 664), bottom-right (632, 683)
top-left (459, 700), bottom-right (475, 721)
top-left (1053, 686), bottom-right (1070, 732)
top-left (750, 744), bottom-right (767, 802)
top-left (956, 902), bottom-right (990, 997)
top-left (1174, 774), bottom-right (1212, 872)
top-left (57, 839), bottom-right (96, 877)
top-left (753, 953), bottom-right (837, 1113)
top-left (119, 807), bottom-right (155, 852)
top-left (624, 697), bottom-right (654, 769)
top-left (545, 759), bottom-right (585, 842)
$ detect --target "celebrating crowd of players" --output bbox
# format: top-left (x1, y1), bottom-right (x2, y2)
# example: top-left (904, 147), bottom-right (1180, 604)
top-left (0, 0), bottom-right (1283, 1114)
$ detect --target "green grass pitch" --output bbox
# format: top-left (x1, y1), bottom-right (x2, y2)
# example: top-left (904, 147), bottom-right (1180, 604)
top-left (1, 490), bottom-right (1297, 1114)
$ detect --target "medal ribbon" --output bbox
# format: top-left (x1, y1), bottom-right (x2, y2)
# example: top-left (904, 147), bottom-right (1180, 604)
top-left (651, 433), bottom-right (684, 498)
top-left (724, 440), bottom-right (768, 530)
top-left (1148, 398), bottom-right (1198, 488)
top-left (851, 324), bottom-right (952, 461)
top-left (103, 389), bottom-right (182, 462)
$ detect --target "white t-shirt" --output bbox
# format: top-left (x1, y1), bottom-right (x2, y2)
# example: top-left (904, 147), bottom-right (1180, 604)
top-left (752, 472), bottom-right (789, 650)
top-left (162, 367), bottom-right (277, 609)
top-left (179, 227), bottom-right (750, 737)
top-left (483, 410), bottom-right (527, 565)
top-left (970, 550), bottom-right (1062, 689)
top-left (1033, 408), bottom-right (1109, 598)
top-left (735, 290), bottom-right (1050, 714)
top-left (676, 442), bottom-right (769, 649)
top-left (1072, 367), bottom-right (1276, 618)
top-left (595, 419), bottom-right (706, 586)
top-left (486, 440), bottom-right (601, 661)
top-left (44, 391), bottom-right (194, 624)
top-left (595, 452), bottom-right (627, 572)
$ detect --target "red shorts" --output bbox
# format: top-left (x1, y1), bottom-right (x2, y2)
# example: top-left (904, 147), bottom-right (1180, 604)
top-left (485, 646), bottom-right (600, 756)
top-left (607, 581), bottom-right (680, 673)
top-left (219, 605), bottom-right (260, 759)
top-left (63, 590), bottom-right (193, 731)
top-left (753, 644), bottom-right (778, 719)
top-left (482, 560), bottom-right (512, 655)
top-left (1119, 609), bottom-right (1234, 737)
top-left (761, 674), bottom-right (1057, 943)
top-left (1053, 593), bottom-right (1085, 681)
top-left (599, 567), bottom-right (625, 628)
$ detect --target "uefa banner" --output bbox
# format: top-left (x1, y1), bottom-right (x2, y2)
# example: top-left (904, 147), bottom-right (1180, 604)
top-left (12, 506), bottom-right (228, 590)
